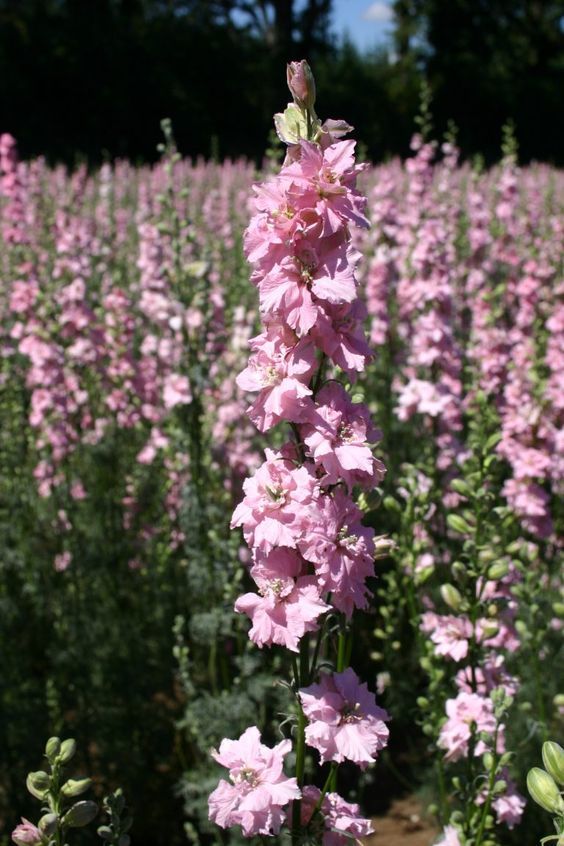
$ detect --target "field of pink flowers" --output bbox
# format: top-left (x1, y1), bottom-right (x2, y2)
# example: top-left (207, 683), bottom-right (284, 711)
top-left (1, 64), bottom-right (562, 846)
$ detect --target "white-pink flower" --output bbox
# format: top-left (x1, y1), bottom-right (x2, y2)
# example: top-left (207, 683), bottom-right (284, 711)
top-left (420, 612), bottom-right (474, 662)
top-left (298, 489), bottom-right (375, 617)
top-left (435, 824), bottom-right (463, 846)
top-left (299, 668), bottom-right (389, 768)
top-left (302, 382), bottom-right (385, 489)
top-left (231, 448), bottom-right (318, 553)
top-left (234, 548), bottom-right (329, 652)
top-left (237, 329), bottom-right (316, 431)
top-left (438, 692), bottom-right (499, 762)
top-left (11, 820), bottom-right (42, 846)
top-left (208, 726), bottom-right (300, 837)
top-left (300, 785), bottom-right (374, 845)
top-left (163, 373), bottom-right (192, 409)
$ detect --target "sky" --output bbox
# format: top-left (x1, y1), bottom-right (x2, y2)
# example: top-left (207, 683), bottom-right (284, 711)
top-left (332, 0), bottom-right (394, 53)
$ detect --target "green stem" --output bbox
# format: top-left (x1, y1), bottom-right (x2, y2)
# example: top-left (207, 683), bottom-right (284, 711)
top-left (474, 725), bottom-right (500, 846)
top-left (308, 614), bottom-right (328, 683)
top-left (313, 762), bottom-right (338, 815)
top-left (436, 758), bottom-right (448, 826)
top-left (337, 629), bottom-right (347, 672)
top-left (291, 637), bottom-right (310, 843)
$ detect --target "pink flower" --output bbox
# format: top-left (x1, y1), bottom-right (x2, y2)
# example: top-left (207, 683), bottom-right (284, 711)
top-left (163, 373), bottom-right (192, 409)
top-left (237, 329), bottom-right (316, 431)
top-left (476, 771), bottom-right (525, 829)
top-left (298, 489), bottom-right (375, 617)
top-left (420, 613), bottom-right (473, 662)
top-left (234, 549), bottom-right (329, 652)
top-left (208, 726), bottom-right (300, 837)
top-left (311, 300), bottom-right (372, 375)
top-left (300, 785), bottom-right (374, 845)
top-left (438, 692), bottom-right (499, 762)
top-left (299, 668), bottom-right (389, 768)
top-left (256, 256), bottom-right (320, 335)
top-left (492, 786), bottom-right (526, 829)
top-left (435, 825), bottom-right (463, 846)
top-left (396, 378), bottom-right (451, 420)
top-left (302, 382), bottom-right (384, 489)
top-left (54, 551), bottom-right (72, 572)
top-left (455, 654), bottom-right (519, 698)
top-left (231, 448), bottom-right (318, 553)
top-left (12, 819), bottom-right (42, 846)
top-left (280, 140), bottom-right (369, 234)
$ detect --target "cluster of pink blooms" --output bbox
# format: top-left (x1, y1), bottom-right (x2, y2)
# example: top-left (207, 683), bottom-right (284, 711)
top-left (209, 61), bottom-right (388, 841)
top-left (361, 141), bottom-right (563, 540)
top-left (1, 135), bottom-right (257, 569)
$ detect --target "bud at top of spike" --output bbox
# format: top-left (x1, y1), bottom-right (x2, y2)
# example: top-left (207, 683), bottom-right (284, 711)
top-left (58, 738), bottom-right (76, 764)
top-left (543, 741), bottom-right (564, 786)
top-left (287, 61), bottom-right (316, 110)
top-left (45, 737), bottom-right (61, 762)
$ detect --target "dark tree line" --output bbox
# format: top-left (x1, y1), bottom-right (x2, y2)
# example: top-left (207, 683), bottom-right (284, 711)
top-left (0, 0), bottom-right (562, 164)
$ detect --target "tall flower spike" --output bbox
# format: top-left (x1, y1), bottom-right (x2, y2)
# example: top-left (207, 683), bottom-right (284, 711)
top-left (210, 60), bottom-right (389, 844)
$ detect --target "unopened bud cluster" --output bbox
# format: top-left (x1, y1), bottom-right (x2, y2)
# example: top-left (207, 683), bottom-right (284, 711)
top-left (11, 737), bottom-right (131, 846)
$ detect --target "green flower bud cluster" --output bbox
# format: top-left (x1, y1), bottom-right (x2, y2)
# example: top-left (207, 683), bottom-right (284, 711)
top-left (22, 737), bottom-right (98, 846)
top-left (16, 736), bottom-right (131, 846)
top-left (97, 789), bottom-right (133, 846)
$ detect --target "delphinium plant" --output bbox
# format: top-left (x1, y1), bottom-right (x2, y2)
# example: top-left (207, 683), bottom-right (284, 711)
top-left (207, 60), bottom-right (391, 845)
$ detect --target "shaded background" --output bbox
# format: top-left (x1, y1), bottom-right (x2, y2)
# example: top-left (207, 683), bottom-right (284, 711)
top-left (1, 0), bottom-right (563, 165)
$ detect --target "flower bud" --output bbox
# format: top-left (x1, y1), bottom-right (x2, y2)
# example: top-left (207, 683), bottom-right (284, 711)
top-left (481, 622), bottom-right (499, 640)
top-left (447, 514), bottom-right (472, 535)
top-left (58, 739), bottom-right (76, 764)
top-left (440, 584), bottom-right (462, 611)
top-left (286, 60), bottom-right (316, 110)
top-left (26, 772), bottom-right (50, 800)
top-left (374, 535), bottom-right (395, 559)
top-left (45, 738), bottom-right (61, 762)
top-left (483, 752), bottom-right (494, 771)
top-left (12, 819), bottom-right (43, 846)
top-left (488, 562), bottom-right (509, 580)
top-left (61, 778), bottom-right (92, 798)
top-left (62, 801), bottom-right (98, 828)
top-left (542, 742), bottom-right (564, 786)
top-left (527, 767), bottom-right (564, 814)
top-left (38, 814), bottom-right (58, 836)
top-left (451, 561), bottom-right (467, 583)
top-left (450, 478), bottom-right (471, 497)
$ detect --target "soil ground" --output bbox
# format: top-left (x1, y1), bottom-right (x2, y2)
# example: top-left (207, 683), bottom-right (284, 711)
top-left (366, 796), bottom-right (439, 846)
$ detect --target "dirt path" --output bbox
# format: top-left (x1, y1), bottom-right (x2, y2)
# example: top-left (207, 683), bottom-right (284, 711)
top-left (366, 796), bottom-right (439, 846)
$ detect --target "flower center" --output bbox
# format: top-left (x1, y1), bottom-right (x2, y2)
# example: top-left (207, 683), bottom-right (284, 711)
top-left (265, 484), bottom-right (286, 505)
top-left (338, 525), bottom-right (359, 549)
top-left (260, 578), bottom-right (285, 598)
top-left (338, 422), bottom-right (354, 443)
top-left (262, 364), bottom-right (280, 387)
top-left (340, 701), bottom-right (363, 723)
top-left (233, 767), bottom-right (260, 788)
